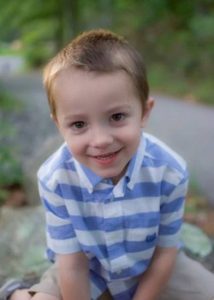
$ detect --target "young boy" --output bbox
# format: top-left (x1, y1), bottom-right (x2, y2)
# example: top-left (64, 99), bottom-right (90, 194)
top-left (2, 29), bottom-right (214, 300)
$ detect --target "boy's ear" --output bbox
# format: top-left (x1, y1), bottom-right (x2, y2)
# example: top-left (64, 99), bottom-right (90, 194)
top-left (50, 113), bottom-right (59, 128)
top-left (50, 113), bottom-right (55, 122)
top-left (141, 97), bottom-right (155, 128)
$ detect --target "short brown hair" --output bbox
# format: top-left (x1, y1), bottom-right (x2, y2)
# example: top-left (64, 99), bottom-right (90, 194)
top-left (43, 29), bottom-right (149, 117)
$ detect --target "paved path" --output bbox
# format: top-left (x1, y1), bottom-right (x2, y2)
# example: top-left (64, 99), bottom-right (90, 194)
top-left (147, 94), bottom-right (214, 205)
top-left (0, 56), bottom-right (24, 75)
top-left (1, 72), bottom-right (214, 205)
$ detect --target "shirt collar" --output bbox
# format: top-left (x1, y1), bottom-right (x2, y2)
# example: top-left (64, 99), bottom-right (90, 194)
top-left (126, 132), bottom-right (145, 190)
top-left (112, 135), bottom-right (145, 197)
top-left (73, 159), bottom-right (103, 193)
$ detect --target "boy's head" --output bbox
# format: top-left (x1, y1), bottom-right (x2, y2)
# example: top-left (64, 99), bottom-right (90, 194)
top-left (43, 29), bottom-right (149, 118)
top-left (43, 29), bottom-right (154, 183)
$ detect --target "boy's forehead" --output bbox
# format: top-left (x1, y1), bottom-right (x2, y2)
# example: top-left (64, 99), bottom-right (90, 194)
top-left (54, 67), bottom-right (136, 94)
top-left (55, 66), bottom-right (88, 82)
top-left (54, 68), bottom-right (95, 92)
top-left (53, 68), bottom-right (141, 111)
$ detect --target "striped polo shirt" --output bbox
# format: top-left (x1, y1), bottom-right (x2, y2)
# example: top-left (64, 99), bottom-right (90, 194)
top-left (38, 132), bottom-right (188, 299)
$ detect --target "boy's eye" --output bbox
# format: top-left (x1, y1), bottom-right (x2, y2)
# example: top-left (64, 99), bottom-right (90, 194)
top-left (111, 113), bottom-right (126, 122)
top-left (71, 121), bottom-right (85, 129)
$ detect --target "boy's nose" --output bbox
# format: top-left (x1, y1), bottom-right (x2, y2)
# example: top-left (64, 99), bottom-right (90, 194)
top-left (90, 127), bottom-right (113, 148)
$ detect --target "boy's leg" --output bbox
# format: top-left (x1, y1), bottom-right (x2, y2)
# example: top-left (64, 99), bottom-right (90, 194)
top-left (30, 293), bottom-right (58, 300)
top-left (159, 250), bottom-right (214, 300)
top-left (0, 277), bottom-right (38, 300)
top-left (98, 290), bottom-right (112, 300)
top-left (9, 289), bottom-right (31, 300)
top-left (9, 290), bottom-right (57, 300)
top-left (6, 265), bottom-right (59, 300)
top-left (28, 264), bottom-right (111, 300)
top-left (27, 264), bottom-right (61, 300)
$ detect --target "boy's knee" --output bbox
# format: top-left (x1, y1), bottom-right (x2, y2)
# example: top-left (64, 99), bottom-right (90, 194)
top-left (31, 292), bottom-right (59, 300)
top-left (9, 289), bottom-right (31, 300)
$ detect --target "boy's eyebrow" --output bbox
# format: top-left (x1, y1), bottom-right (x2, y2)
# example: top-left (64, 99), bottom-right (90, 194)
top-left (61, 104), bottom-right (131, 122)
top-left (107, 104), bottom-right (132, 113)
top-left (64, 113), bottom-right (86, 121)
top-left (64, 105), bottom-right (132, 120)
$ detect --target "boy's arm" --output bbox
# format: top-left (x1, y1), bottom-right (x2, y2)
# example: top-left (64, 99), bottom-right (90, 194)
top-left (133, 246), bottom-right (177, 300)
top-left (57, 252), bottom-right (90, 300)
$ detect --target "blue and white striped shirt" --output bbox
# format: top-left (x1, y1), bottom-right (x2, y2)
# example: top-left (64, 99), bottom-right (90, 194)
top-left (38, 132), bottom-right (188, 299)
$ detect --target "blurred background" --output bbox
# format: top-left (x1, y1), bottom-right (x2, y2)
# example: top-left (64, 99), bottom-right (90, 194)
top-left (0, 0), bottom-right (214, 281)
top-left (0, 0), bottom-right (213, 100)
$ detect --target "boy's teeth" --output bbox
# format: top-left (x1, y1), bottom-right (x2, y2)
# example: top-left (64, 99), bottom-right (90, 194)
top-left (97, 154), bottom-right (110, 158)
top-left (96, 153), bottom-right (114, 159)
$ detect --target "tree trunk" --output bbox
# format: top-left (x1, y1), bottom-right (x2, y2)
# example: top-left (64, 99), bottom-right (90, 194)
top-left (61, 0), bottom-right (80, 45)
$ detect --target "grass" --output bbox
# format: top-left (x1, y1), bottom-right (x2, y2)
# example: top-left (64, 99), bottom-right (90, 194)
top-left (0, 43), bottom-right (23, 56)
top-left (0, 49), bottom-right (23, 56)
top-left (148, 64), bottom-right (214, 106)
top-left (0, 91), bottom-right (22, 111)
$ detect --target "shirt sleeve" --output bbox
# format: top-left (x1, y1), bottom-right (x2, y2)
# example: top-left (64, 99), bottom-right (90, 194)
top-left (38, 180), bottom-right (81, 262)
top-left (157, 169), bottom-right (189, 248)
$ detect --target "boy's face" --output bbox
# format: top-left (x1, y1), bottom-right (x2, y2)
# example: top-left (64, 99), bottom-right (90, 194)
top-left (53, 69), bottom-right (153, 184)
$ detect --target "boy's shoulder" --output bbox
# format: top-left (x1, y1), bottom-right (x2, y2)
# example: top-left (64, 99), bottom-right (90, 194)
top-left (143, 133), bottom-right (187, 176)
top-left (37, 143), bottom-right (74, 183)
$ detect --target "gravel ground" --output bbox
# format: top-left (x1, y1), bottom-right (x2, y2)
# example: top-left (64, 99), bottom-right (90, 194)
top-left (1, 71), bottom-right (58, 160)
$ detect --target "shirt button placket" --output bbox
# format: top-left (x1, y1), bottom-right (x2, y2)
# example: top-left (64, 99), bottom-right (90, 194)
top-left (103, 196), bottom-right (124, 276)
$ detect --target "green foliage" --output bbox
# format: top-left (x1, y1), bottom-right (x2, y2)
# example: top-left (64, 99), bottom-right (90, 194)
top-left (22, 20), bottom-right (57, 67)
top-left (0, 44), bottom-right (23, 56)
top-left (0, 91), bottom-right (20, 110)
top-left (181, 223), bottom-right (212, 257)
top-left (0, 92), bottom-right (23, 204)
top-left (0, 0), bottom-right (213, 104)
top-left (148, 63), bottom-right (214, 106)
top-left (0, 145), bottom-right (23, 186)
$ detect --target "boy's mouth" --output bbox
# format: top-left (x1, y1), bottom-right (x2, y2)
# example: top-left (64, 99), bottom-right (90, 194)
top-left (94, 152), bottom-right (117, 159)
top-left (90, 149), bottom-right (121, 164)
